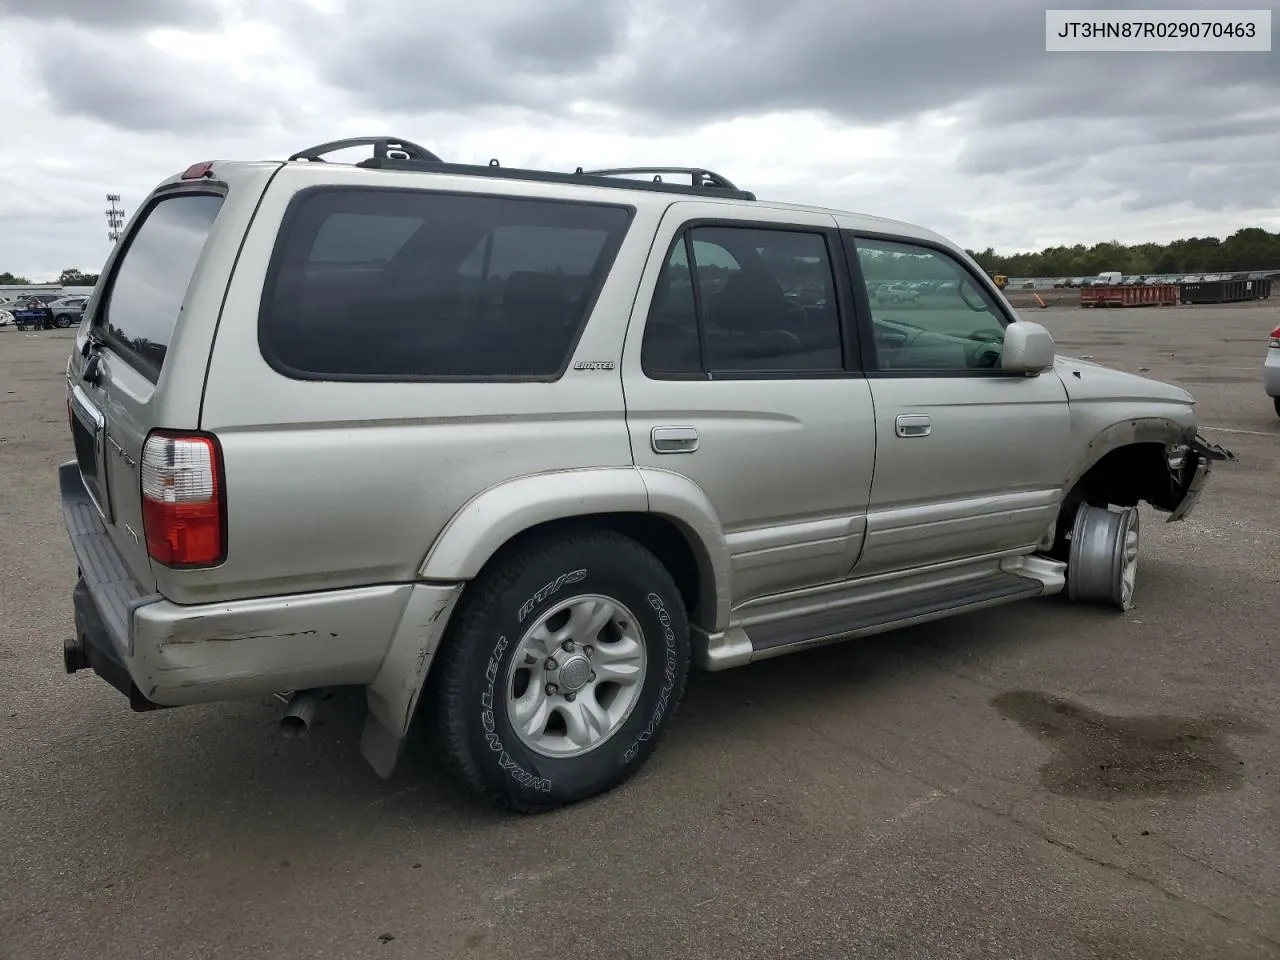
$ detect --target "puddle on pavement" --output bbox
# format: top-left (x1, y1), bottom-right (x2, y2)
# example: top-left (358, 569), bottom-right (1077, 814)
top-left (991, 691), bottom-right (1264, 800)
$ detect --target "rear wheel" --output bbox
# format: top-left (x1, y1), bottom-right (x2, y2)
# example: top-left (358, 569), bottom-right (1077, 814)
top-left (54, 314), bottom-right (73, 328)
top-left (1273, 396), bottom-right (1280, 418)
top-left (430, 530), bottom-right (691, 813)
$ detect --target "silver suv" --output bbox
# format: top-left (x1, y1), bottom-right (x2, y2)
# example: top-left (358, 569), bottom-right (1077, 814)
top-left (60, 137), bottom-right (1233, 812)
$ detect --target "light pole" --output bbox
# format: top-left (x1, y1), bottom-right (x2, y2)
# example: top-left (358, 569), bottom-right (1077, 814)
top-left (105, 194), bottom-right (125, 243)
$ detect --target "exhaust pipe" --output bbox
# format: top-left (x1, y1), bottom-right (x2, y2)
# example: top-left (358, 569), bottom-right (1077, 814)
top-left (279, 688), bottom-right (326, 738)
top-left (64, 635), bottom-right (89, 674)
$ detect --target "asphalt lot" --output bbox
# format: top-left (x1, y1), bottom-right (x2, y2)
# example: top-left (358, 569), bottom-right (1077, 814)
top-left (2, 304), bottom-right (1278, 960)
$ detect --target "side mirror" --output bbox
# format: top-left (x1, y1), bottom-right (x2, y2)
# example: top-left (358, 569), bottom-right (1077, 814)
top-left (1001, 320), bottom-right (1055, 374)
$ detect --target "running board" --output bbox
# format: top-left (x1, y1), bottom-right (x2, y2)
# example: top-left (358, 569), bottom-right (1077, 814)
top-left (744, 571), bottom-right (1044, 657)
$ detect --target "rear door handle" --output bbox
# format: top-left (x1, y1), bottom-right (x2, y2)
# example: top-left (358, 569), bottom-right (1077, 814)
top-left (895, 414), bottom-right (931, 438)
top-left (652, 425), bottom-right (699, 454)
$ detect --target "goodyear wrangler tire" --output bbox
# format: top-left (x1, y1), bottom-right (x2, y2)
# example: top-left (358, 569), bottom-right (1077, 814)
top-left (430, 530), bottom-right (691, 813)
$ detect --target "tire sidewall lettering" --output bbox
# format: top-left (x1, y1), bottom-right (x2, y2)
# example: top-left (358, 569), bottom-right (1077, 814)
top-left (476, 568), bottom-right (591, 793)
top-left (469, 559), bottom-right (686, 803)
top-left (480, 633), bottom-right (551, 792)
top-left (517, 568), bottom-right (587, 624)
top-left (621, 591), bottom-right (679, 765)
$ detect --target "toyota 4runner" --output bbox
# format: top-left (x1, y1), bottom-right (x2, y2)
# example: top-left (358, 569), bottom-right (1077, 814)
top-left (60, 137), bottom-right (1234, 813)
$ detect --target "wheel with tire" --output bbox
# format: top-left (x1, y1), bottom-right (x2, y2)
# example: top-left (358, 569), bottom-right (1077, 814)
top-left (1273, 396), bottom-right (1280, 418)
top-left (1066, 503), bottom-right (1140, 611)
top-left (54, 314), bottom-right (73, 328)
top-left (429, 530), bottom-right (691, 813)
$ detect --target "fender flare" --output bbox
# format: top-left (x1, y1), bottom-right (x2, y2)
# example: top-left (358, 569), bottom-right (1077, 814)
top-left (419, 467), bottom-right (648, 579)
top-left (1059, 416), bottom-right (1191, 496)
top-left (417, 467), bottom-right (731, 631)
top-left (635, 467), bottom-right (731, 633)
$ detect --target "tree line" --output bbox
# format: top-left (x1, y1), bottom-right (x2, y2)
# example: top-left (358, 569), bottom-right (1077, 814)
top-left (965, 227), bottom-right (1280, 278)
top-left (0, 269), bottom-right (100, 286)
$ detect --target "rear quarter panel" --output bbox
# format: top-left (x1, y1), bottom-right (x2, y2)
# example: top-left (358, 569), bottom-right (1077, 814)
top-left (182, 165), bottom-right (667, 604)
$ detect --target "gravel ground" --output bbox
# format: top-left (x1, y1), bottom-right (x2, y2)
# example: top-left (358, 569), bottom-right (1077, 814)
top-left (1, 304), bottom-right (1277, 960)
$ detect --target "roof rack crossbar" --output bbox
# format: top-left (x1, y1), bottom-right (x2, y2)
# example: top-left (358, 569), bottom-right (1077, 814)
top-left (579, 166), bottom-right (743, 191)
top-left (355, 158), bottom-right (758, 201)
top-left (288, 137), bottom-right (442, 164)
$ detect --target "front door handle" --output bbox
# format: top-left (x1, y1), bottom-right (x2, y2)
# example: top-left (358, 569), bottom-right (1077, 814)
top-left (895, 414), bottom-right (931, 438)
top-left (652, 425), bottom-right (699, 454)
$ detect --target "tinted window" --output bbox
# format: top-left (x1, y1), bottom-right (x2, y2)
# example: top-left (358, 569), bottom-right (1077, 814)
top-left (261, 189), bottom-right (631, 379)
top-left (641, 238), bottom-right (702, 376)
top-left (641, 225), bottom-right (843, 376)
top-left (854, 237), bottom-right (1007, 372)
top-left (100, 193), bottom-right (224, 377)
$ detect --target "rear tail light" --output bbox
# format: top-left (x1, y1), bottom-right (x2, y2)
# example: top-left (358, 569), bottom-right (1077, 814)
top-left (140, 431), bottom-right (225, 567)
top-left (1270, 325), bottom-right (1280, 348)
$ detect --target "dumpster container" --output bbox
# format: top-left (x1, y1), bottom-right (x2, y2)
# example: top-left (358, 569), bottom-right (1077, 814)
top-left (1181, 278), bottom-right (1271, 304)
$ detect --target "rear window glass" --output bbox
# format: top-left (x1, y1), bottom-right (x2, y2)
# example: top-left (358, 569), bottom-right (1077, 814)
top-left (259, 188), bottom-right (632, 380)
top-left (99, 192), bottom-right (224, 378)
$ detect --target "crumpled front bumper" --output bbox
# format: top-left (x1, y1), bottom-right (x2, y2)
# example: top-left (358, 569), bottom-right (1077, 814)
top-left (1167, 434), bottom-right (1235, 522)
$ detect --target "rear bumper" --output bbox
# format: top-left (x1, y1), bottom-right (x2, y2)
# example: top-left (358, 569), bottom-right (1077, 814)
top-left (60, 461), bottom-right (460, 711)
top-left (69, 577), bottom-right (161, 710)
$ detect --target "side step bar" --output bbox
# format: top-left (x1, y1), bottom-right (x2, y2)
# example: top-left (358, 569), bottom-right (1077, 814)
top-left (744, 571), bottom-right (1044, 657)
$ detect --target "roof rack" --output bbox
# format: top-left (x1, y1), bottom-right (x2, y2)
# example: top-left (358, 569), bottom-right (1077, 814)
top-left (288, 136), bottom-right (442, 163)
top-left (285, 137), bottom-right (756, 201)
top-left (577, 166), bottom-right (744, 192)
top-left (357, 158), bottom-right (757, 201)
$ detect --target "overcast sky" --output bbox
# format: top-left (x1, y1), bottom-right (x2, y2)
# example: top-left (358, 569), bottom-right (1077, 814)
top-left (0, 0), bottom-right (1277, 280)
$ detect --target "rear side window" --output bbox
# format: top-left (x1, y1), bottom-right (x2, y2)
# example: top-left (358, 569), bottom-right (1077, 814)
top-left (640, 225), bottom-right (846, 378)
top-left (99, 192), bottom-right (224, 379)
top-left (259, 188), bottom-right (633, 380)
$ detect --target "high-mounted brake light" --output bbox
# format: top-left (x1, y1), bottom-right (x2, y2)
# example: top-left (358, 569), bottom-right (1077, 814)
top-left (140, 431), bottom-right (225, 567)
top-left (1269, 324), bottom-right (1280, 348)
top-left (181, 161), bottom-right (214, 180)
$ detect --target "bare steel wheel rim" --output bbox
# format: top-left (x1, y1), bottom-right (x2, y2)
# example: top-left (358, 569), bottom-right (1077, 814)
top-left (1118, 509), bottom-right (1139, 610)
top-left (505, 593), bottom-right (647, 759)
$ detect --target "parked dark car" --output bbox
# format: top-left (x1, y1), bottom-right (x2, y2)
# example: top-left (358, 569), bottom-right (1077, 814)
top-left (48, 297), bottom-right (88, 328)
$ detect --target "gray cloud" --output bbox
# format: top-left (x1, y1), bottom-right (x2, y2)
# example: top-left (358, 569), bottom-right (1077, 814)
top-left (296, 0), bottom-right (1049, 126)
top-left (296, 0), bottom-right (623, 116)
top-left (29, 30), bottom-right (276, 134)
top-left (288, 0), bottom-right (1280, 160)
top-left (0, 0), bottom-right (217, 27)
top-left (488, 0), bottom-right (622, 73)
